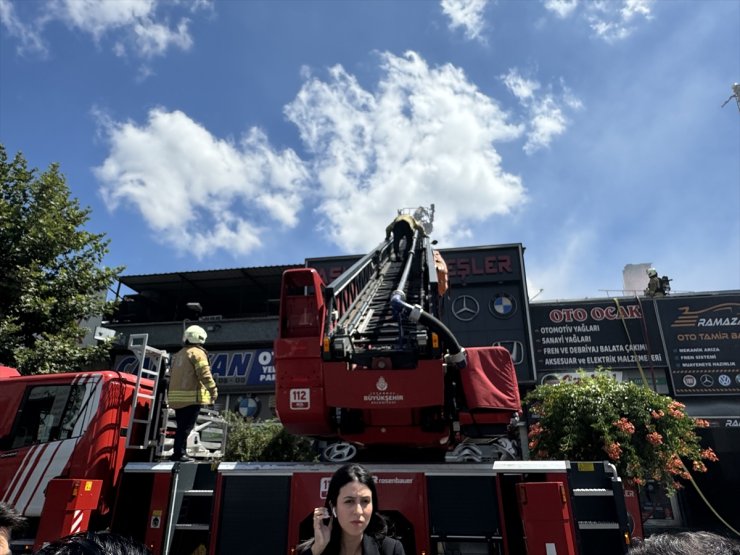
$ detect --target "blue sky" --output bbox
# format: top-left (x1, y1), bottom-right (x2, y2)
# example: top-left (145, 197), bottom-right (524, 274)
top-left (1, 0), bottom-right (738, 301)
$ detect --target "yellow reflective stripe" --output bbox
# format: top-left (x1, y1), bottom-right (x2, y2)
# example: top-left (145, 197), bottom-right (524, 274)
top-left (194, 359), bottom-right (209, 370)
top-left (168, 391), bottom-right (198, 402)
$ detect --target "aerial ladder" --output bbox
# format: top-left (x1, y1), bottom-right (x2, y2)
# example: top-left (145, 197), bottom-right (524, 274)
top-left (275, 207), bottom-right (522, 462)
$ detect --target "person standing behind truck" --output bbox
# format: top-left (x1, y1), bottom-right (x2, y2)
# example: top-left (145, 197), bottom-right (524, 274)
top-left (167, 325), bottom-right (218, 462)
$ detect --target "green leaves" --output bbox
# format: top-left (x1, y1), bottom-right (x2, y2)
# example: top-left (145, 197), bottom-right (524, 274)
top-left (222, 412), bottom-right (318, 462)
top-left (524, 370), bottom-right (717, 494)
top-left (0, 145), bottom-right (123, 374)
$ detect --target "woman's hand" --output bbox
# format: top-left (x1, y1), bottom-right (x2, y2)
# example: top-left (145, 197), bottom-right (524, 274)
top-left (311, 507), bottom-right (332, 554)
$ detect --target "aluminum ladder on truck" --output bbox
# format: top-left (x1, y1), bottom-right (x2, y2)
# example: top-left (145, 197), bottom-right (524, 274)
top-left (125, 333), bottom-right (168, 450)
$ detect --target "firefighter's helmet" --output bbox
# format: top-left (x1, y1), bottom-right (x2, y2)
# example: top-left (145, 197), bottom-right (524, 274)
top-left (647, 268), bottom-right (658, 278)
top-left (184, 325), bottom-right (207, 345)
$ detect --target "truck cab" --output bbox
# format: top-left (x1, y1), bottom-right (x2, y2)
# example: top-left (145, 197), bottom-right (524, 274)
top-left (0, 368), bottom-right (153, 547)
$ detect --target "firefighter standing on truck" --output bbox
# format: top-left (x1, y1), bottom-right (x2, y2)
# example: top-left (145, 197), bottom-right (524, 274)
top-left (168, 325), bottom-right (218, 462)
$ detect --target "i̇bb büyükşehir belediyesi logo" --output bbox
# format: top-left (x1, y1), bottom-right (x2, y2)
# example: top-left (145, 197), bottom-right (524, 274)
top-left (362, 376), bottom-right (404, 404)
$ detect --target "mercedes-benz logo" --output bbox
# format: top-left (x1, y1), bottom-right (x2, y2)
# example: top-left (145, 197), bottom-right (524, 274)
top-left (700, 374), bottom-right (714, 387)
top-left (452, 295), bottom-right (480, 322)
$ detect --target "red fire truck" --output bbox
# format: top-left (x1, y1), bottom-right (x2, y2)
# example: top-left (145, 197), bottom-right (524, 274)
top-left (1, 209), bottom-right (633, 554)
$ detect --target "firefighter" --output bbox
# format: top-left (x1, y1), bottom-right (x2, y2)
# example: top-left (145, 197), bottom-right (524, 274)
top-left (385, 214), bottom-right (423, 260)
top-left (168, 324), bottom-right (218, 462)
top-left (644, 268), bottom-right (665, 298)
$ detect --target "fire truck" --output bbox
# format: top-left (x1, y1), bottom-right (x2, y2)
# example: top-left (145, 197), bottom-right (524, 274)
top-left (274, 206), bottom-right (522, 464)
top-left (0, 209), bottom-right (633, 554)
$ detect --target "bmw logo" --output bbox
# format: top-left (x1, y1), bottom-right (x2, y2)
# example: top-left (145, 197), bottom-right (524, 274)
top-left (238, 396), bottom-right (261, 418)
top-left (490, 293), bottom-right (516, 318)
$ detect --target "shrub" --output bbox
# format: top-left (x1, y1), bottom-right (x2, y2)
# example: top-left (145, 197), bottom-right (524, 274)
top-left (222, 412), bottom-right (318, 462)
top-left (524, 371), bottom-right (717, 493)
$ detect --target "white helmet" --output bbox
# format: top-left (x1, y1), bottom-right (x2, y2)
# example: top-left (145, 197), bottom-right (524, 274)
top-left (184, 325), bottom-right (207, 345)
top-left (647, 268), bottom-right (658, 278)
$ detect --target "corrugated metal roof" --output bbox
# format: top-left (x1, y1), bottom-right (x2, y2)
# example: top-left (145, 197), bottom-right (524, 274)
top-left (119, 264), bottom-right (303, 293)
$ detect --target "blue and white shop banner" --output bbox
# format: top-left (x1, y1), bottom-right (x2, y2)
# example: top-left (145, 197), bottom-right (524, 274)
top-left (113, 349), bottom-right (276, 390)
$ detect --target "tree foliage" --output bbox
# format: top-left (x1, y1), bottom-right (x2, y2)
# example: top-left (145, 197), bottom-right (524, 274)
top-left (222, 412), bottom-right (318, 462)
top-left (0, 145), bottom-right (123, 374)
top-left (524, 371), bottom-right (718, 494)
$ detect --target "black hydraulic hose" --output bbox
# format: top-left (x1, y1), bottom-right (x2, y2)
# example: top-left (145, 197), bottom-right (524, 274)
top-left (390, 293), bottom-right (467, 368)
top-left (395, 229), bottom-right (419, 293)
top-left (418, 311), bottom-right (465, 359)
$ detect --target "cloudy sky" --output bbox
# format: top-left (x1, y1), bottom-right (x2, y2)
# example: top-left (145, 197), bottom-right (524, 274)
top-left (1, 0), bottom-right (738, 300)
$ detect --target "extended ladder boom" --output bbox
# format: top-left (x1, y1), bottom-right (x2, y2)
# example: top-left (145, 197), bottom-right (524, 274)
top-left (323, 229), bottom-right (442, 368)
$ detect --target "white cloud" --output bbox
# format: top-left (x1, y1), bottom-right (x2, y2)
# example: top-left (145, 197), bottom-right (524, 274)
top-left (588, 0), bottom-right (654, 42)
top-left (544, 0), bottom-right (654, 42)
top-left (132, 17), bottom-right (193, 57)
top-left (52, 0), bottom-right (155, 38)
top-left (621, 0), bottom-right (652, 22)
top-left (94, 108), bottom-right (309, 258)
top-left (285, 51), bottom-right (526, 253)
top-left (0, 0), bottom-right (46, 55)
top-left (0, 0), bottom-right (209, 59)
top-left (440, 0), bottom-right (488, 42)
top-left (502, 70), bottom-right (540, 102)
top-left (94, 52), bottom-right (580, 259)
top-left (543, 0), bottom-right (579, 19)
top-left (501, 69), bottom-right (582, 154)
top-left (525, 98), bottom-right (568, 154)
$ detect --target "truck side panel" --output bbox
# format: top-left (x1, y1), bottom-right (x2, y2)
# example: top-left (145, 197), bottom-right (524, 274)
top-left (0, 371), bottom-right (148, 520)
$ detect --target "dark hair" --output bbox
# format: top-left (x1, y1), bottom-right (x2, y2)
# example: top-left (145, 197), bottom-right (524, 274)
top-left (0, 502), bottom-right (26, 540)
top-left (299, 463), bottom-right (388, 555)
top-left (628, 531), bottom-right (740, 555)
top-left (34, 531), bottom-right (152, 555)
top-left (0, 502), bottom-right (26, 535)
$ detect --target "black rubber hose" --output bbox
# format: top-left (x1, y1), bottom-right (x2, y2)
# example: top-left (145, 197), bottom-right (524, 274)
top-left (417, 310), bottom-right (464, 358)
top-left (390, 294), bottom-right (466, 367)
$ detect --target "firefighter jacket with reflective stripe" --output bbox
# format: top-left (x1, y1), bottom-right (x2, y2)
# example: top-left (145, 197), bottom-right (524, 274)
top-left (385, 214), bottom-right (424, 239)
top-left (168, 345), bottom-right (217, 409)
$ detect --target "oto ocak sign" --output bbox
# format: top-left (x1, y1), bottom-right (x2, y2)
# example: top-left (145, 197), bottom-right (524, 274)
top-left (114, 349), bottom-right (275, 390)
top-left (530, 299), bottom-right (665, 372)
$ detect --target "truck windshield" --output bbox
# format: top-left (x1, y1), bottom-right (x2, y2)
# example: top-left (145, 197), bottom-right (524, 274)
top-left (11, 384), bottom-right (88, 448)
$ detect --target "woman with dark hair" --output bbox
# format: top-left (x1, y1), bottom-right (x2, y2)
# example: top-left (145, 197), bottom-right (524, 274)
top-left (298, 463), bottom-right (405, 555)
top-left (33, 531), bottom-right (151, 555)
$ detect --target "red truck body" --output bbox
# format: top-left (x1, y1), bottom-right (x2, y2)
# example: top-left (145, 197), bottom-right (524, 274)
top-left (0, 369), bottom-right (153, 547)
